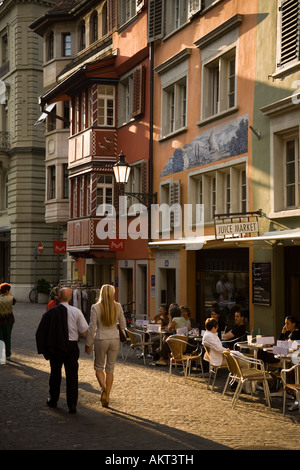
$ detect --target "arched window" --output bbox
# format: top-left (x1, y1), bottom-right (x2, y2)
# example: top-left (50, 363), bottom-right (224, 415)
top-left (91, 11), bottom-right (98, 43)
top-left (102, 1), bottom-right (108, 37)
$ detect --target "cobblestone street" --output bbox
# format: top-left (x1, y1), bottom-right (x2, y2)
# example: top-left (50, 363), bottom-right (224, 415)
top-left (1, 302), bottom-right (299, 456)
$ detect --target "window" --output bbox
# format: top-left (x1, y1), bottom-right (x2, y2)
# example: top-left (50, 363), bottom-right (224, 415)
top-left (91, 11), bottom-right (98, 43)
top-left (285, 137), bottom-right (299, 207)
top-left (119, 0), bottom-right (136, 26)
top-left (96, 175), bottom-right (114, 215)
top-left (125, 163), bottom-right (142, 209)
top-left (278, 0), bottom-right (300, 68)
top-left (1, 33), bottom-right (8, 64)
top-left (79, 21), bottom-right (86, 51)
top-left (63, 164), bottom-right (69, 199)
top-left (118, 65), bottom-right (145, 125)
top-left (202, 49), bottom-right (236, 119)
top-left (162, 77), bottom-right (187, 137)
top-left (190, 162), bottom-right (247, 224)
top-left (4, 172), bottom-right (8, 209)
top-left (97, 85), bottom-right (115, 127)
top-left (63, 101), bottom-right (70, 129)
top-left (63, 33), bottom-right (71, 57)
top-left (86, 174), bottom-right (91, 215)
top-left (47, 31), bottom-right (54, 61)
top-left (48, 166), bottom-right (56, 200)
top-left (165, 0), bottom-right (188, 36)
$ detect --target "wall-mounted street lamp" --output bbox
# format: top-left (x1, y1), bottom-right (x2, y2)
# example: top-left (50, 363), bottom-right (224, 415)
top-left (113, 152), bottom-right (157, 207)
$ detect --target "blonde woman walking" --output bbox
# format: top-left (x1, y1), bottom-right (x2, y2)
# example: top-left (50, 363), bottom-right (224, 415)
top-left (85, 285), bottom-right (126, 407)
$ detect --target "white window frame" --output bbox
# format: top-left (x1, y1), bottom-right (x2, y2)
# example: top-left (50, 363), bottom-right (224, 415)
top-left (96, 174), bottom-right (114, 215)
top-left (202, 48), bottom-right (236, 120)
top-left (284, 134), bottom-right (300, 209)
top-left (189, 159), bottom-right (247, 224)
top-left (97, 85), bottom-right (115, 127)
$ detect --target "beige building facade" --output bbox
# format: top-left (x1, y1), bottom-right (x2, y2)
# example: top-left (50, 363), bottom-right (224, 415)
top-left (0, 0), bottom-right (58, 301)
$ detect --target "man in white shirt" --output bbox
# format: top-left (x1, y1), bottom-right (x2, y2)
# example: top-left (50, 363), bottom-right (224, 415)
top-left (203, 318), bottom-right (229, 366)
top-left (36, 288), bottom-right (88, 414)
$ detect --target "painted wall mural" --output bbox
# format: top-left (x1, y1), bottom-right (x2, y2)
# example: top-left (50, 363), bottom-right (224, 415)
top-left (160, 114), bottom-right (248, 176)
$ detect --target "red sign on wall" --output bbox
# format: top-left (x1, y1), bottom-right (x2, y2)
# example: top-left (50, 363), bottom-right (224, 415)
top-left (109, 239), bottom-right (124, 251)
top-left (54, 241), bottom-right (67, 254)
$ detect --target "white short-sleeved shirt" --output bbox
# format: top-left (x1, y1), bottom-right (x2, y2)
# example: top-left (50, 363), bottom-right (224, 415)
top-left (60, 302), bottom-right (88, 341)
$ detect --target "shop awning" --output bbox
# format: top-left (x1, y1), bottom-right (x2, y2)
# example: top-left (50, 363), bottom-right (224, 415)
top-left (34, 102), bottom-right (56, 126)
top-left (222, 229), bottom-right (300, 244)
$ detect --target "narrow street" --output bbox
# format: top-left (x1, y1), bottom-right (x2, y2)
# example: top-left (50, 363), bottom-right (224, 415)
top-left (0, 302), bottom-right (299, 457)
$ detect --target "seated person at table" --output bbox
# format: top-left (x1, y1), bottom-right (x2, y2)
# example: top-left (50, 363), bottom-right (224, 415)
top-left (153, 304), bottom-right (169, 327)
top-left (258, 315), bottom-right (300, 365)
top-left (180, 305), bottom-right (196, 330)
top-left (222, 305), bottom-right (246, 348)
top-left (279, 316), bottom-right (300, 341)
top-left (154, 304), bottom-right (188, 365)
top-left (210, 305), bottom-right (225, 339)
top-left (203, 318), bottom-right (229, 367)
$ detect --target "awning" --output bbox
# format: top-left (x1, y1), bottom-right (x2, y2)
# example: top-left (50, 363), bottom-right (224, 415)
top-left (222, 229), bottom-right (300, 244)
top-left (34, 103), bottom-right (56, 126)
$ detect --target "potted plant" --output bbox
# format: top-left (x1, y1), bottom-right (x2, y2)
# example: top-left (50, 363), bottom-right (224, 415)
top-left (36, 278), bottom-right (51, 304)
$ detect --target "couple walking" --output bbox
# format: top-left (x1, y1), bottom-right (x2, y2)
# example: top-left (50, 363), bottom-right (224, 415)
top-left (36, 284), bottom-right (126, 413)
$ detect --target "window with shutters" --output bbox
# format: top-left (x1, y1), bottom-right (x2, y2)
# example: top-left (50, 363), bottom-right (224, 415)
top-left (148, 0), bottom-right (164, 42)
top-left (277, 0), bottom-right (300, 69)
top-left (159, 180), bottom-right (182, 233)
top-left (118, 65), bottom-right (145, 125)
top-left (124, 162), bottom-right (147, 213)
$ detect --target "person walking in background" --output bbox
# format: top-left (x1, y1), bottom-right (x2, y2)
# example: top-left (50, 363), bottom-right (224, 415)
top-left (36, 287), bottom-right (88, 414)
top-left (85, 284), bottom-right (126, 408)
top-left (0, 283), bottom-right (16, 360)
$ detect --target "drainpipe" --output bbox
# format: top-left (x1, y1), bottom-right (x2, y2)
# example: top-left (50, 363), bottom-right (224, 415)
top-left (148, 41), bottom-right (154, 241)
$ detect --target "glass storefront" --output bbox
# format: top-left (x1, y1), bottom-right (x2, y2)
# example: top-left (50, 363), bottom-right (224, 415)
top-left (196, 248), bottom-right (249, 329)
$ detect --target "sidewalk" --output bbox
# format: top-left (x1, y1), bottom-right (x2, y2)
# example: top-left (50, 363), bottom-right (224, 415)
top-left (0, 302), bottom-right (299, 452)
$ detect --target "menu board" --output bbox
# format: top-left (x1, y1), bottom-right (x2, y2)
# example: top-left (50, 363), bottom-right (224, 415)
top-left (252, 262), bottom-right (271, 306)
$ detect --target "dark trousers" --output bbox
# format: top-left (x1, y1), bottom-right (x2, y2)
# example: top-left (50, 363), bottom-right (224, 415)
top-left (49, 341), bottom-right (79, 408)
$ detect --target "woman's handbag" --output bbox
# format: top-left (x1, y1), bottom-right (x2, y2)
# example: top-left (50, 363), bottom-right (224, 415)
top-left (118, 324), bottom-right (127, 343)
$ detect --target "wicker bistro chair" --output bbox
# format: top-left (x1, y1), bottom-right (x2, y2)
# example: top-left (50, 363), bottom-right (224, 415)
top-left (124, 328), bottom-right (154, 365)
top-left (280, 364), bottom-right (300, 416)
top-left (222, 351), bottom-right (273, 410)
top-left (203, 345), bottom-right (228, 391)
top-left (165, 335), bottom-right (191, 381)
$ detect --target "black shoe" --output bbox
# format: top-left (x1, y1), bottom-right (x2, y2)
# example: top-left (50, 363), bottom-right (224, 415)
top-left (46, 398), bottom-right (57, 408)
top-left (69, 407), bottom-right (77, 414)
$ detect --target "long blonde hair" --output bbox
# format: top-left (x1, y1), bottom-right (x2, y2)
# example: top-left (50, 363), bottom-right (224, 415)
top-left (98, 284), bottom-right (117, 327)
